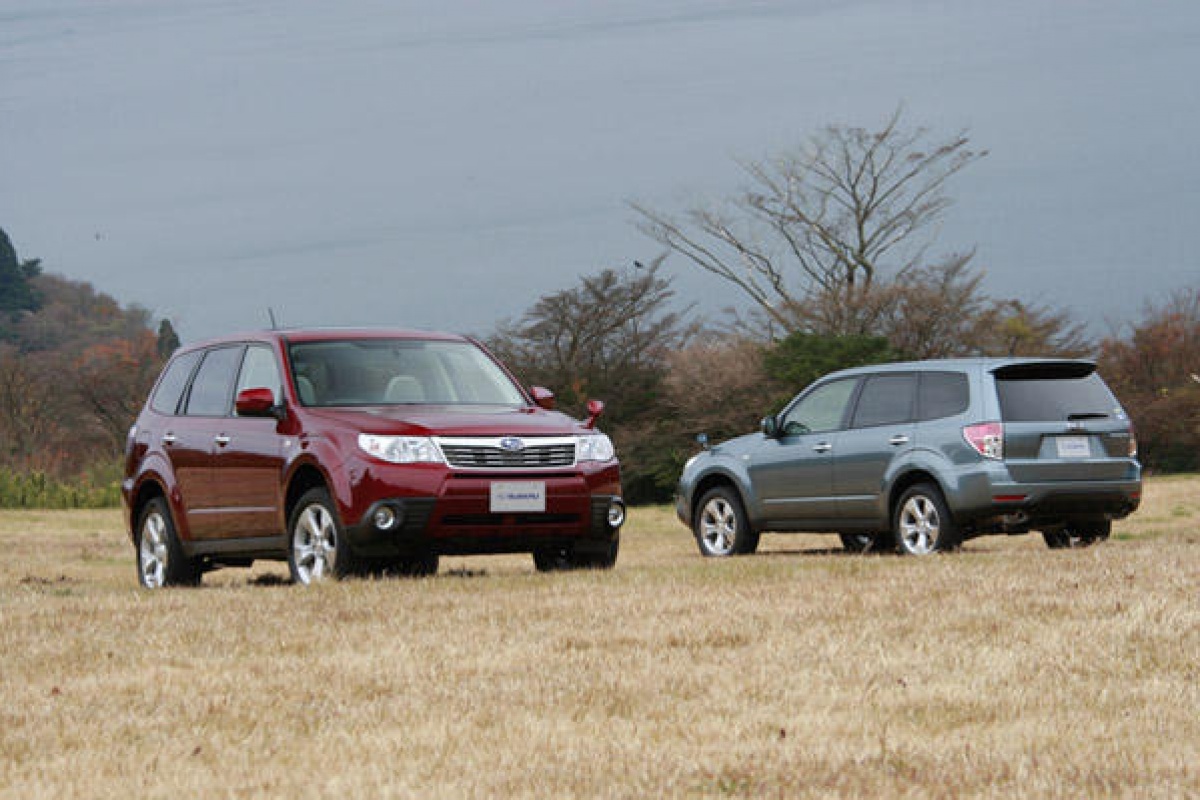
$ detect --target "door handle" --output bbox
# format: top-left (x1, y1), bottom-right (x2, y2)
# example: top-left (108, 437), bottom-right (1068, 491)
top-left (889, 435), bottom-right (910, 446)
top-left (161, 433), bottom-right (177, 446)
top-left (813, 442), bottom-right (832, 453)
top-left (214, 434), bottom-right (231, 447)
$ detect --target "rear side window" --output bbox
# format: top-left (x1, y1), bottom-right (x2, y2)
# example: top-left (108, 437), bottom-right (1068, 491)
top-left (184, 346), bottom-right (244, 417)
top-left (995, 365), bottom-right (1119, 422)
top-left (917, 372), bottom-right (969, 421)
top-left (851, 374), bottom-right (915, 427)
top-left (150, 350), bottom-right (201, 415)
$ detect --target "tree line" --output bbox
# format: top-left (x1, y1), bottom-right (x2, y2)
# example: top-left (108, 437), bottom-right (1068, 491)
top-left (1, 112), bottom-right (1196, 506)
top-left (1, 228), bottom-right (178, 505)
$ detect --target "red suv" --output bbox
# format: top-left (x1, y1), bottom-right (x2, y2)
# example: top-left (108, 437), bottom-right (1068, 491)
top-left (123, 328), bottom-right (624, 587)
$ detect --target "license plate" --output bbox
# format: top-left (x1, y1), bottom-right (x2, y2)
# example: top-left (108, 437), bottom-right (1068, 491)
top-left (1055, 435), bottom-right (1091, 458)
top-left (490, 481), bottom-right (546, 513)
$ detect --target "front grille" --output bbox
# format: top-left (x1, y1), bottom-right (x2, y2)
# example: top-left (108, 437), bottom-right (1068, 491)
top-left (437, 437), bottom-right (576, 469)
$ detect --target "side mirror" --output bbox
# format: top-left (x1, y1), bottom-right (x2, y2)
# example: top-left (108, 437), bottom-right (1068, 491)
top-left (584, 399), bottom-right (604, 429)
top-left (236, 387), bottom-right (283, 420)
top-left (760, 415), bottom-right (779, 439)
top-left (530, 386), bottom-right (556, 410)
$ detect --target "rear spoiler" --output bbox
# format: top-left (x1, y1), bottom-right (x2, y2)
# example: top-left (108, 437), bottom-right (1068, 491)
top-left (991, 361), bottom-right (1096, 380)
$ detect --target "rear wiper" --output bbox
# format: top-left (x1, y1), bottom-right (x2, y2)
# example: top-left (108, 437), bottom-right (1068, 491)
top-left (1067, 412), bottom-right (1109, 421)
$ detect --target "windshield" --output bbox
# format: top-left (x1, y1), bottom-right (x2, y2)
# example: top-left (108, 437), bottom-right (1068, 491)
top-left (287, 339), bottom-right (527, 407)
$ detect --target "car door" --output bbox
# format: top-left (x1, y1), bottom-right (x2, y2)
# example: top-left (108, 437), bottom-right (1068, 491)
top-left (833, 373), bottom-right (917, 522)
top-left (147, 349), bottom-right (206, 538)
top-left (749, 378), bottom-right (858, 526)
top-left (208, 344), bottom-right (288, 539)
top-left (176, 345), bottom-right (245, 540)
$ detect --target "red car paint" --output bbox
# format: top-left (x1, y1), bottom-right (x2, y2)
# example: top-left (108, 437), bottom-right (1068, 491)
top-left (123, 328), bottom-right (623, 585)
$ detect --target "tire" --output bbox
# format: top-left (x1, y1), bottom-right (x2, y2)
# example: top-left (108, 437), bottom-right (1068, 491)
top-left (581, 532), bottom-right (620, 570)
top-left (288, 488), bottom-right (354, 584)
top-left (839, 533), bottom-right (882, 554)
top-left (533, 545), bottom-right (572, 572)
top-left (694, 486), bottom-right (758, 557)
top-left (892, 483), bottom-right (958, 556)
top-left (1042, 521), bottom-right (1111, 550)
top-left (135, 497), bottom-right (200, 588)
top-left (532, 534), bottom-right (619, 572)
top-left (394, 551), bottom-right (440, 577)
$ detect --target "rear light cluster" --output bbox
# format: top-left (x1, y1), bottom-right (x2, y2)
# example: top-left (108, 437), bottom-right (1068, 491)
top-left (1128, 423), bottom-right (1138, 457)
top-left (963, 422), bottom-right (1004, 460)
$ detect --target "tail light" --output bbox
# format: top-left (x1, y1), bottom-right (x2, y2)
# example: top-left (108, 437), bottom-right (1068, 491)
top-left (963, 422), bottom-right (1004, 460)
top-left (1128, 422), bottom-right (1138, 457)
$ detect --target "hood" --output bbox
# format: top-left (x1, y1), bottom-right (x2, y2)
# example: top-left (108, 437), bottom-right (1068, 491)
top-left (301, 404), bottom-right (591, 437)
top-left (709, 431), bottom-right (763, 458)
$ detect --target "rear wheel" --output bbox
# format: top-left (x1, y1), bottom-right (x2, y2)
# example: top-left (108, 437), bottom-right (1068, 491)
top-left (1042, 521), bottom-right (1111, 549)
top-left (893, 484), bottom-right (958, 556)
top-left (136, 498), bottom-right (200, 588)
top-left (694, 486), bottom-right (758, 557)
top-left (839, 533), bottom-right (883, 554)
top-left (288, 488), bottom-right (354, 584)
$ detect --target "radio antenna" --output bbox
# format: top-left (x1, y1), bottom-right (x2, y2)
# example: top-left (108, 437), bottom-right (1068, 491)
top-left (267, 307), bottom-right (279, 330)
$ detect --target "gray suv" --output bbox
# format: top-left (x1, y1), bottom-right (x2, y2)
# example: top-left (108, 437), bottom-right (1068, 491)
top-left (675, 359), bottom-right (1141, 556)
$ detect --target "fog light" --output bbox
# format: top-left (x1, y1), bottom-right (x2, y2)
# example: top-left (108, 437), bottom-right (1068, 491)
top-left (607, 500), bottom-right (626, 528)
top-left (373, 505), bottom-right (401, 531)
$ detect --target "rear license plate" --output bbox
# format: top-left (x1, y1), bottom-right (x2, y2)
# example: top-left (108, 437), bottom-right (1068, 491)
top-left (490, 481), bottom-right (546, 513)
top-left (1055, 435), bottom-right (1091, 458)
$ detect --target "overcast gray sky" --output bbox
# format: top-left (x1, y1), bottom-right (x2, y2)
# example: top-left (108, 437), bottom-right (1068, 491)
top-left (2, 0), bottom-right (1197, 343)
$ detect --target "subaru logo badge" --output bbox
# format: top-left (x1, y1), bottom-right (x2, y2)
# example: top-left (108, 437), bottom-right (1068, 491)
top-left (499, 437), bottom-right (525, 452)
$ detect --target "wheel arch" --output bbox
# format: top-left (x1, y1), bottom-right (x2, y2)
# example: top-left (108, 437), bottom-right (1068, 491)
top-left (690, 470), bottom-right (754, 531)
top-left (886, 469), bottom-right (944, 524)
top-left (128, 475), bottom-right (171, 543)
top-left (285, 461), bottom-right (332, 524)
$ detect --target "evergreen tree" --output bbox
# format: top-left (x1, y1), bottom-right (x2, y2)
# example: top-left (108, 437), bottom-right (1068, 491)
top-left (0, 228), bottom-right (43, 339)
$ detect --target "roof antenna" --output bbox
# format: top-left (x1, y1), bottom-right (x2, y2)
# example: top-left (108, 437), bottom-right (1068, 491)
top-left (267, 307), bottom-right (279, 330)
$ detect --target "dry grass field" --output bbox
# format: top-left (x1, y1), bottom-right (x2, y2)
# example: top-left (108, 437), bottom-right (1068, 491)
top-left (1, 477), bottom-right (1198, 799)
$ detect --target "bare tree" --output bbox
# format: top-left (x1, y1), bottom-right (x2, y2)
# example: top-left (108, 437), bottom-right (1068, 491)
top-left (631, 109), bottom-right (985, 335)
top-left (487, 256), bottom-right (696, 419)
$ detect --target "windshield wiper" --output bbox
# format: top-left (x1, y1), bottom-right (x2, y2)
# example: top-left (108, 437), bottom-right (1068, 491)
top-left (1067, 412), bottom-right (1109, 421)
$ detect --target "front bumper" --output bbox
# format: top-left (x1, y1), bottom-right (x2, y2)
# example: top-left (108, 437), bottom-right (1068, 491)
top-left (345, 490), bottom-right (624, 557)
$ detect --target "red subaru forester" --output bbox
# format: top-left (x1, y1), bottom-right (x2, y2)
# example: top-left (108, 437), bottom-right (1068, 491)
top-left (123, 328), bottom-right (624, 587)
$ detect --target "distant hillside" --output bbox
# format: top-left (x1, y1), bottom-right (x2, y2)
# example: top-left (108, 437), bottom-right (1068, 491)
top-left (1, 227), bottom-right (178, 482)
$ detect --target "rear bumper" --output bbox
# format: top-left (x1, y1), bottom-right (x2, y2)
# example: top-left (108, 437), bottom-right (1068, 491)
top-left (949, 463), bottom-right (1142, 530)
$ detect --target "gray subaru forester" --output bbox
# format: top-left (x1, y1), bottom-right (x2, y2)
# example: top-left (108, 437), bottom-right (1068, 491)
top-left (675, 358), bottom-right (1142, 556)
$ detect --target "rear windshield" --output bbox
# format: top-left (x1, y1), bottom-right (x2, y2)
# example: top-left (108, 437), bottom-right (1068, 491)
top-left (994, 365), bottom-right (1120, 422)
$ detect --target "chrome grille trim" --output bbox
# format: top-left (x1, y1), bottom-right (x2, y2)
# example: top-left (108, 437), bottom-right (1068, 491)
top-left (436, 436), bottom-right (577, 470)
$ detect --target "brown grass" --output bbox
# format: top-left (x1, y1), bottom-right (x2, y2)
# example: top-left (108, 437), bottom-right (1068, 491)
top-left (2, 477), bottom-right (1198, 798)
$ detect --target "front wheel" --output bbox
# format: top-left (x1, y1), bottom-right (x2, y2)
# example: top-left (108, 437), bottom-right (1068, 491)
top-left (892, 483), bottom-right (958, 556)
top-left (694, 486), bottom-right (758, 557)
top-left (394, 551), bottom-right (440, 577)
top-left (136, 497), bottom-right (200, 588)
top-left (288, 488), bottom-right (354, 584)
top-left (532, 534), bottom-right (619, 572)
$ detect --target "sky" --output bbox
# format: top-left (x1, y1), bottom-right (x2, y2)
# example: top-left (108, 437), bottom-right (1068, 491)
top-left (2, 0), bottom-right (1197, 344)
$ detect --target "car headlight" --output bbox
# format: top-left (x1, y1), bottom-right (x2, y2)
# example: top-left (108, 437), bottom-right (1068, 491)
top-left (576, 433), bottom-right (615, 463)
top-left (358, 434), bottom-right (445, 464)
